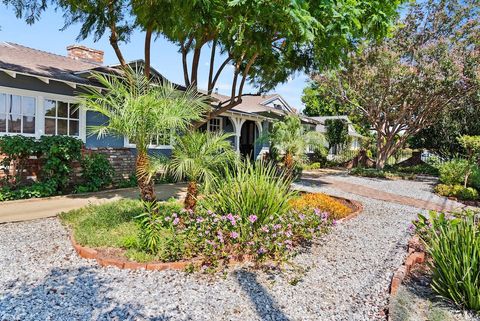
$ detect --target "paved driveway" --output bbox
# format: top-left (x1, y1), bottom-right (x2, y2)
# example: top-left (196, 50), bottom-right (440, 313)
top-left (0, 183), bottom-right (187, 224)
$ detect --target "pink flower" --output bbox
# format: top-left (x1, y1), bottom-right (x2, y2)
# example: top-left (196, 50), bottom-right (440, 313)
top-left (196, 217), bottom-right (204, 223)
top-left (226, 213), bottom-right (236, 226)
top-left (173, 217), bottom-right (180, 225)
top-left (248, 215), bottom-right (258, 223)
top-left (257, 247), bottom-right (266, 254)
top-left (299, 214), bottom-right (305, 220)
top-left (230, 231), bottom-right (239, 239)
top-left (261, 226), bottom-right (269, 233)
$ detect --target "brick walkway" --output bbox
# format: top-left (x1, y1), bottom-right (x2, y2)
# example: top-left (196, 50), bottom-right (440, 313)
top-left (300, 175), bottom-right (465, 212)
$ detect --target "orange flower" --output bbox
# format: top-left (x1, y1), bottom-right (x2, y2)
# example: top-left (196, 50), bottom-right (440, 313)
top-left (289, 193), bottom-right (351, 219)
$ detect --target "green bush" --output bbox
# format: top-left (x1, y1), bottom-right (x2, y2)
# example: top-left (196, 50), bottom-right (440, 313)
top-left (457, 187), bottom-right (478, 200)
top-left (413, 211), bottom-right (480, 311)
top-left (202, 161), bottom-right (297, 227)
top-left (434, 184), bottom-right (478, 200)
top-left (438, 159), bottom-right (471, 186)
top-left (0, 181), bottom-right (57, 201)
top-left (0, 135), bottom-right (39, 183)
top-left (76, 153), bottom-right (114, 193)
top-left (39, 135), bottom-right (83, 191)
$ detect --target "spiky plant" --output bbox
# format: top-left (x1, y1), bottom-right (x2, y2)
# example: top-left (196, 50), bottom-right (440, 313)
top-left (81, 69), bottom-right (209, 202)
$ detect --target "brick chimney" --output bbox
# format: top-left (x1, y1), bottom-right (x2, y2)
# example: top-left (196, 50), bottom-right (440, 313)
top-left (67, 45), bottom-right (104, 64)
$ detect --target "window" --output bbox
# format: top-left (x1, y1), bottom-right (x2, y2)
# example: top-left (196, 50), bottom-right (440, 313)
top-left (0, 93), bottom-right (36, 134)
top-left (207, 117), bottom-right (223, 132)
top-left (44, 100), bottom-right (79, 136)
top-left (150, 129), bottom-right (173, 146)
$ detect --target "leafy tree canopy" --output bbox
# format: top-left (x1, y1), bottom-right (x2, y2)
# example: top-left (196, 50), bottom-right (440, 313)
top-left (3, 0), bottom-right (404, 124)
top-left (309, 0), bottom-right (480, 169)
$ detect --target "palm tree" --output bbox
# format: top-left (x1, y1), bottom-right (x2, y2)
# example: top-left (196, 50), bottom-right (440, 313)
top-left (82, 69), bottom-right (209, 202)
top-left (167, 131), bottom-right (237, 210)
top-left (269, 115), bottom-right (326, 172)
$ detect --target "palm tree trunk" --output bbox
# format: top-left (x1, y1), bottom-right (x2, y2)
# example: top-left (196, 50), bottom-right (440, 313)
top-left (284, 152), bottom-right (294, 172)
top-left (136, 152), bottom-right (156, 202)
top-left (184, 181), bottom-right (198, 210)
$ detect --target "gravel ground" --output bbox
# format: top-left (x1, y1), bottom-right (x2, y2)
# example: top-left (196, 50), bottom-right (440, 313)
top-left (0, 179), bottom-right (453, 321)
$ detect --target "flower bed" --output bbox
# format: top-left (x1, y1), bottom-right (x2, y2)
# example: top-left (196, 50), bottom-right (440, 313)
top-left (62, 193), bottom-right (362, 271)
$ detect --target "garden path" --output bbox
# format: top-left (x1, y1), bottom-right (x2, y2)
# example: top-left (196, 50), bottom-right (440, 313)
top-left (0, 183), bottom-right (187, 224)
top-left (301, 171), bottom-right (465, 212)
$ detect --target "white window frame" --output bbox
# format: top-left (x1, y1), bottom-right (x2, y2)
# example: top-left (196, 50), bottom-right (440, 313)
top-left (124, 130), bottom-right (174, 149)
top-left (207, 117), bottom-right (223, 133)
top-left (44, 99), bottom-right (81, 137)
top-left (0, 93), bottom-right (37, 136)
top-left (0, 86), bottom-right (86, 142)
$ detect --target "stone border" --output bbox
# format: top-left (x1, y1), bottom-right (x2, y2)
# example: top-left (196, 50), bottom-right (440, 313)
top-left (70, 195), bottom-right (363, 271)
top-left (389, 236), bottom-right (426, 297)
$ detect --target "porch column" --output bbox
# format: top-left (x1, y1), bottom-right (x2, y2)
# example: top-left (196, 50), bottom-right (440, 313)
top-left (229, 116), bottom-right (246, 153)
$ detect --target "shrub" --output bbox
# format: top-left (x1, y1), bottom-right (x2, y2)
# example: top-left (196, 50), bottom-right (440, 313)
top-left (303, 162), bottom-right (322, 170)
top-left (457, 187), bottom-right (478, 200)
top-left (434, 184), bottom-right (478, 200)
top-left (0, 181), bottom-right (57, 201)
top-left (412, 211), bottom-right (480, 311)
top-left (39, 135), bottom-right (83, 191)
top-left (438, 159), bottom-right (470, 186)
top-left (0, 135), bottom-right (38, 184)
top-left (202, 161), bottom-right (296, 226)
top-left (288, 193), bottom-right (352, 219)
top-left (76, 153), bottom-right (114, 193)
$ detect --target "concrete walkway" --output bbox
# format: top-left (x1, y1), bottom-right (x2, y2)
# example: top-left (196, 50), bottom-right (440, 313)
top-left (0, 183), bottom-right (187, 224)
top-left (300, 173), bottom-right (466, 212)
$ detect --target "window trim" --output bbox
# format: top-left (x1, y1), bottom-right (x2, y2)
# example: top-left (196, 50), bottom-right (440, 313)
top-left (124, 131), bottom-right (174, 150)
top-left (207, 117), bottom-right (223, 133)
top-left (0, 86), bottom-right (86, 142)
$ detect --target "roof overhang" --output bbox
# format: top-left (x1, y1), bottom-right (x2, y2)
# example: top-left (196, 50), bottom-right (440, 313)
top-left (0, 68), bottom-right (103, 91)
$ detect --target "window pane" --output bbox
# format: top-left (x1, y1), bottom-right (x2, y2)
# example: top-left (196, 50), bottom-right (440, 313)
top-left (8, 114), bottom-right (21, 133)
top-left (69, 120), bottom-right (79, 136)
top-left (0, 113), bottom-right (5, 132)
top-left (22, 97), bottom-right (35, 115)
top-left (23, 116), bottom-right (35, 134)
top-left (45, 118), bottom-right (56, 135)
top-left (9, 95), bottom-right (21, 115)
top-left (69, 104), bottom-right (79, 119)
top-left (58, 102), bottom-right (68, 118)
top-left (45, 100), bottom-right (56, 117)
top-left (57, 119), bottom-right (68, 135)
top-left (0, 94), bottom-right (5, 113)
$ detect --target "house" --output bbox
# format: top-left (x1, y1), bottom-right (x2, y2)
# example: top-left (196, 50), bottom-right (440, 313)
top-left (0, 42), bottom-right (321, 179)
top-left (309, 115), bottom-right (363, 154)
top-left (0, 42), bottom-right (365, 177)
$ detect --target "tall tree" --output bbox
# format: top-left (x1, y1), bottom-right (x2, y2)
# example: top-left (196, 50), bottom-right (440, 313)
top-left (4, 0), bottom-right (404, 126)
top-left (312, 0), bottom-right (480, 169)
top-left (82, 69), bottom-right (209, 202)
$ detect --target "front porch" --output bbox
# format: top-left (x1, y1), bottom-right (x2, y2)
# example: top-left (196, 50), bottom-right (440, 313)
top-left (202, 112), bottom-right (269, 160)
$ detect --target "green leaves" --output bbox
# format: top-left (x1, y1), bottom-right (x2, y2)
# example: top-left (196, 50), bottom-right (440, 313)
top-left (414, 211), bottom-right (480, 311)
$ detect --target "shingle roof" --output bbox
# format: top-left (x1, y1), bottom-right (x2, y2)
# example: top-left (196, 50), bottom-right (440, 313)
top-left (0, 42), bottom-right (100, 85)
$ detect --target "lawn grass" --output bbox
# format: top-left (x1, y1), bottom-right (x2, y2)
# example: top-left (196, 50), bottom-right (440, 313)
top-left (60, 199), bottom-right (183, 262)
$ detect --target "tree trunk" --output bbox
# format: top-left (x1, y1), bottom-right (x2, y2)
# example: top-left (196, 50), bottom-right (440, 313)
top-left (184, 181), bottom-right (198, 210)
top-left (136, 152), bottom-right (156, 203)
top-left (284, 152), bottom-right (295, 172)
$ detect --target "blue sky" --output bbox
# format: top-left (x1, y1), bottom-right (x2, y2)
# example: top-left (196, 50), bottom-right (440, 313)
top-left (0, 6), bottom-right (310, 111)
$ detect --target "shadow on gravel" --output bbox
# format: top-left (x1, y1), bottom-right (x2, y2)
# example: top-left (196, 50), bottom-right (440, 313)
top-left (0, 266), bottom-right (170, 321)
top-left (235, 270), bottom-right (290, 321)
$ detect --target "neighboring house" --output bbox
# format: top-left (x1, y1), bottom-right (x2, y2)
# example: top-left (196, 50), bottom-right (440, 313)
top-left (309, 116), bottom-right (363, 154)
top-left (0, 42), bottom-right (319, 162)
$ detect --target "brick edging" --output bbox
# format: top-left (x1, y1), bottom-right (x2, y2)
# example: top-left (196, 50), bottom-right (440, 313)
top-left (70, 234), bottom-right (196, 271)
top-left (389, 236), bottom-right (426, 297)
top-left (334, 197), bottom-right (364, 223)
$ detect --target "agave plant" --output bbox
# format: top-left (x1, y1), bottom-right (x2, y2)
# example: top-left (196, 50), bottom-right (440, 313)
top-left (81, 69), bottom-right (209, 202)
top-left (167, 130), bottom-right (237, 210)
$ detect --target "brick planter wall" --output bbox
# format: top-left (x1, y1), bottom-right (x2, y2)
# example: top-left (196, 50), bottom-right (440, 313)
top-left (0, 147), bottom-right (136, 184)
top-left (83, 147), bottom-right (136, 182)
